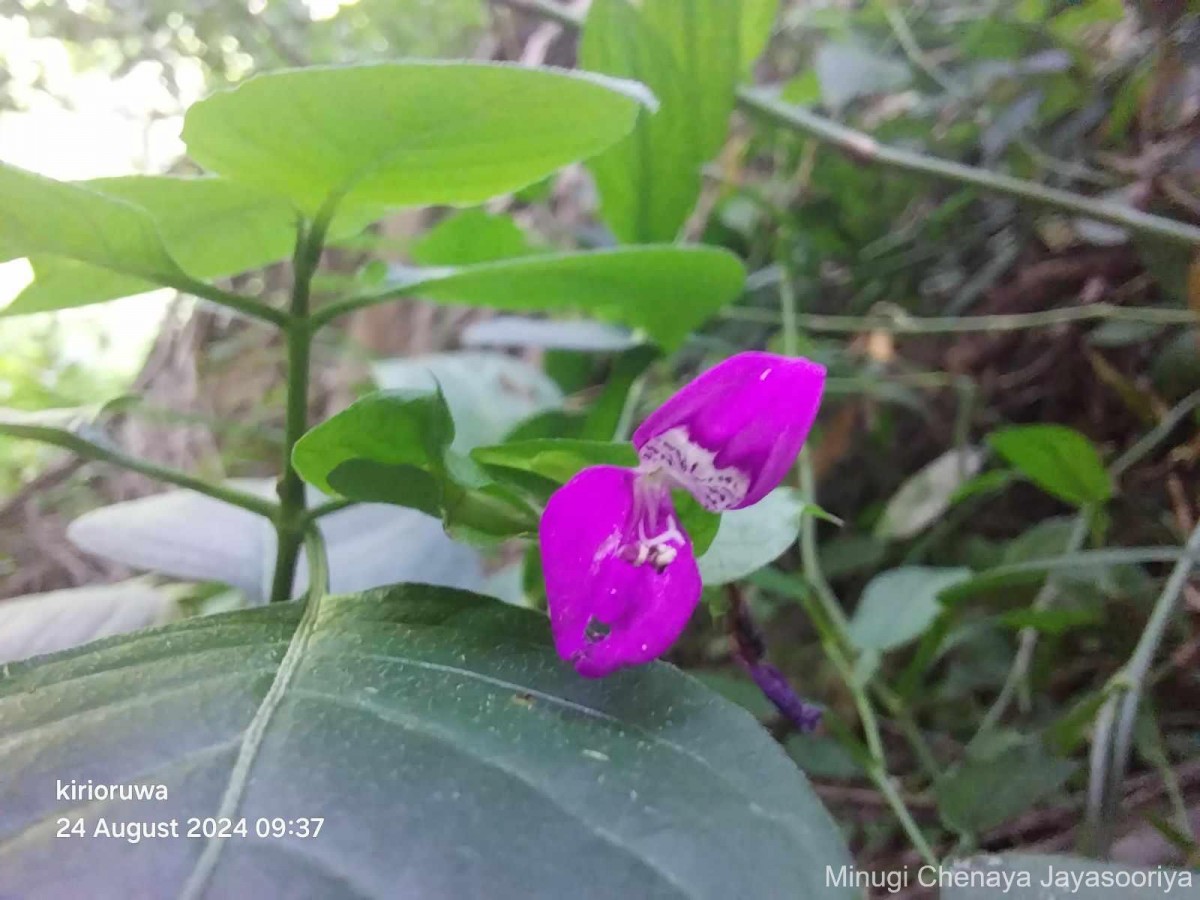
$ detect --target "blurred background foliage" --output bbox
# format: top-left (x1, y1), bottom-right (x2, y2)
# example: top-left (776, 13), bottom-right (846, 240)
top-left (2, 0), bottom-right (1200, 885)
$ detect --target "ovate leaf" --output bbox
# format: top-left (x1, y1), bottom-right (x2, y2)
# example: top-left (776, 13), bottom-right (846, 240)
top-left (936, 739), bottom-right (1077, 835)
top-left (4, 176), bottom-right (299, 316)
top-left (875, 448), bottom-right (984, 540)
top-left (697, 488), bottom-right (811, 586)
top-left (0, 163), bottom-right (186, 296)
top-left (988, 425), bottom-right (1112, 507)
top-left (848, 567), bottom-right (972, 652)
top-left (409, 208), bottom-right (541, 266)
top-left (370, 352), bottom-right (563, 452)
top-left (0, 587), bottom-right (854, 898)
top-left (183, 62), bottom-right (653, 217)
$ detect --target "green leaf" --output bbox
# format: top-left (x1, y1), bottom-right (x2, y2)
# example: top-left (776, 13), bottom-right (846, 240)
top-left (349, 247), bottom-right (746, 350)
top-left (409, 208), bottom-right (541, 267)
top-left (292, 390), bottom-right (454, 498)
top-left (0, 586), bottom-right (853, 897)
top-left (472, 439), bottom-right (638, 486)
top-left (814, 42), bottom-right (911, 111)
top-left (640, 0), bottom-right (740, 160)
top-left (370, 352), bottom-right (564, 453)
top-left (183, 62), bottom-right (653, 217)
top-left (697, 488), bottom-right (808, 586)
top-left (3, 176), bottom-right (301, 316)
top-left (581, 0), bottom-right (703, 242)
top-left (988, 425), bottom-right (1113, 507)
top-left (875, 448), bottom-right (984, 541)
top-left (739, 0), bottom-right (781, 74)
top-left (0, 163), bottom-right (187, 296)
top-left (937, 739), bottom-right (1076, 835)
top-left (293, 390), bottom-right (538, 539)
top-left (848, 567), bottom-right (972, 652)
top-left (943, 854), bottom-right (1196, 899)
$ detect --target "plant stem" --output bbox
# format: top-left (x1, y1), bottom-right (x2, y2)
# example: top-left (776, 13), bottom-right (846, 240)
top-left (1087, 518), bottom-right (1200, 851)
top-left (721, 303), bottom-right (1200, 334)
top-left (492, 0), bottom-right (1200, 248)
top-left (779, 239), bottom-right (937, 865)
top-left (268, 211), bottom-right (332, 604)
top-left (181, 279), bottom-right (290, 327)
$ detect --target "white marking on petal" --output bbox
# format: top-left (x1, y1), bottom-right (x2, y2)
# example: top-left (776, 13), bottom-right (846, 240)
top-left (638, 426), bottom-right (749, 511)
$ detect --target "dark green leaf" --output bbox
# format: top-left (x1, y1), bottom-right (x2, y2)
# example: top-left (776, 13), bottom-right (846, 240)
top-left (988, 425), bottom-right (1112, 507)
top-left (937, 739), bottom-right (1076, 835)
top-left (0, 586), bottom-right (853, 898)
top-left (183, 63), bottom-right (652, 217)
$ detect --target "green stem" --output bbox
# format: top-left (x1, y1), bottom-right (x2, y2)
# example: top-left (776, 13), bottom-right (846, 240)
top-left (1088, 518), bottom-right (1200, 851)
top-left (779, 239), bottom-right (936, 864)
top-left (721, 303), bottom-right (1200, 334)
top-left (179, 278), bottom-right (290, 327)
top-left (268, 210), bottom-right (332, 604)
top-left (493, 0), bottom-right (1200, 247)
top-left (304, 525), bottom-right (331, 599)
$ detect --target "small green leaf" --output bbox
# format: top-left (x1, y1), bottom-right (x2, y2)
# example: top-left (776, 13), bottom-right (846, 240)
top-left (370, 352), bottom-right (564, 452)
top-left (354, 246), bottom-right (745, 350)
top-left (937, 739), bottom-right (1076, 835)
top-left (410, 209), bottom-right (540, 267)
top-left (875, 448), bottom-right (984, 540)
top-left (988, 425), bottom-right (1112, 507)
top-left (292, 390), bottom-right (454, 497)
top-left (697, 488), bottom-right (808, 586)
top-left (183, 62), bottom-right (653, 217)
top-left (814, 42), bottom-right (911, 111)
top-left (472, 439), bottom-right (638, 486)
top-left (848, 567), bottom-right (972, 652)
top-left (581, 0), bottom-right (703, 242)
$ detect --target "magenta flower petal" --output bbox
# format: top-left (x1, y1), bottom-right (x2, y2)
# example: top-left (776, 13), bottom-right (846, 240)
top-left (539, 465), bottom-right (701, 678)
top-left (633, 352), bottom-right (826, 511)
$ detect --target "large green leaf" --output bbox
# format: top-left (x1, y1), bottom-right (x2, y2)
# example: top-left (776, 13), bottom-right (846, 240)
top-left (988, 425), bottom-right (1113, 507)
top-left (182, 62), bottom-right (653, 217)
top-left (3, 176), bottom-right (300, 316)
top-left (0, 586), bottom-right (853, 898)
top-left (337, 247), bottom-right (746, 349)
top-left (409, 208), bottom-right (541, 266)
top-left (581, 0), bottom-right (702, 242)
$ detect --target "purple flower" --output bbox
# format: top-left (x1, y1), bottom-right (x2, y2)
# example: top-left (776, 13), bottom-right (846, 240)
top-left (539, 352), bottom-right (826, 678)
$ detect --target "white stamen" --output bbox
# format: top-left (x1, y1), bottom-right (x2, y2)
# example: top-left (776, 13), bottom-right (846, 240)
top-left (638, 426), bottom-right (750, 511)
